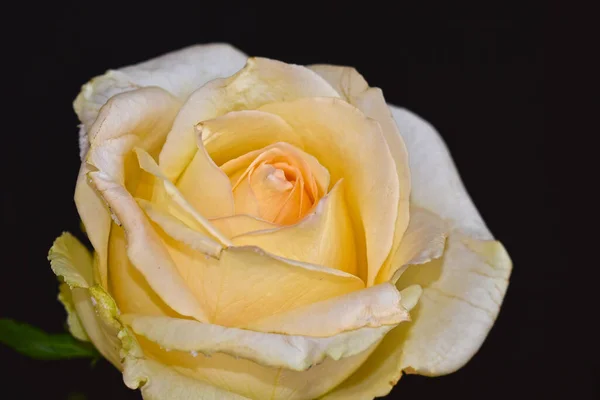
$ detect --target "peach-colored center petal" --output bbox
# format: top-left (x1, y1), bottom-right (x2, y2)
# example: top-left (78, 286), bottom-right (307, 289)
top-left (222, 142), bottom-right (323, 225)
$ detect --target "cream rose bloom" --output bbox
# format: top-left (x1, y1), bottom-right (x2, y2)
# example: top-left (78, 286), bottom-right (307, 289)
top-left (49, 43), bottom-right (512, 399)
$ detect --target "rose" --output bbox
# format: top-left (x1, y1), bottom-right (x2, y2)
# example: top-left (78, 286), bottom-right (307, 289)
top-left (49, 43), bottom-right (511, 399)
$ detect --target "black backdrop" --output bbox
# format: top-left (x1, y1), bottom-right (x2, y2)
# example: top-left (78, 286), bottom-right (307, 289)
top-left (3, 1), bottom-right (586, 400)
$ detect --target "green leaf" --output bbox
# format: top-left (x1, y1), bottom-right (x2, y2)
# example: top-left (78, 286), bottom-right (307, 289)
top-left (0, 319), bottom-right (101, 360)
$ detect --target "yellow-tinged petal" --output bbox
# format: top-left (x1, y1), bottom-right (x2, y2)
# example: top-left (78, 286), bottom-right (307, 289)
top-left (74, 43), bottom-right (247, 159)
top-left (108, 224), bottom-right (189, 318)
top-left (48, 232), bottom-right (93, 288)
top-left (137, 199), bottom-right (222, 258)
top-left (48, 232), bottom-right (125, 364)
top-left (159, 235), bottom-right (365, 327)
top-left (232, 180), bottom-right (357, 274)
top-left (89, 170), bottom-right (209, 322)
top-left (219, 138), bottom-right (330, 197)
top-left (209, 214), bottom-right (276, 238)
top-left (74, 165), bottom-right (112, 288)
top-left (123, 357), bottom-right (250, 400)
top-left (175, 133), bottom-right (235, 219)
top-left (122, 314), bottom-right (393, 371)
top-left (159, 57), bottom-right (339, 181)
top-left (324, 107), bottom-right (512, 396)
top-left (259, 97), bottom-right (399, 285)
top-left (135, 148), bottom-right (232, 246)
top-left (70, 286), bottom-right (122, 368)
top-left (319, 285), bottom-right (423, 400)
top-left (376, 206), bottom-right (448, 284)
top-left (247, 283), bottom-right (410, 337)
top-left (309, 65), bottom-right (411, 288)
top-left (202, 110), bottom-right (299, 166)
top-left (58, 283), bottom-right (89, 341)
top-left (353, 88), bottom-right (411, 274)
top-left (136, 338), bottom-right (377, 400)
top-left (76, 87), bottom-right (182, 289)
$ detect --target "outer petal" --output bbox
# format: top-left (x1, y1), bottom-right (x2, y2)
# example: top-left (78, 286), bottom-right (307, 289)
top-left (324, 108), bottom-right (512, 398)
top-left (48, 232), bottom-right (93, 288)
top-left (122, 314), bottom-right (394, 371)
top-left (74, 43), bottom-right (248, 159)
top-left (394, 234), bottom-right (511, 375)
top-left (232, 180), bottom-right (357, 275)
top-left (308, 65), bottom-right (411, 287)
top-left (259, 98), bottom-right (399, 285)
top-left (390, 106), bottom-right (511, 375)
top-left (136, 339), bottom-right (378, 400)
top-left (391, 106), bottom-right (492, 239)
top-left (123, 357), bottom-right (249, 400)
top-left (58, 283), bottom-right (89, 342)
top-left (129, 284), bottom-right (418, 399)
top-left (48, 233), bottom-right (123, 367)
top-left (75, 87), bottom-right (182, 289)
top-left (247, 283), bottom-right (412, 337)
top-left (159, 57), bottom-right (339, 181)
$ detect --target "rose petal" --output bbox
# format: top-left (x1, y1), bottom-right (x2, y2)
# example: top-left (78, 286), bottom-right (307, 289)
top-left (247, 283), bottom-right (413, 337)
top-left (74, 43), bottom-right (248, 159)
top-left (135, 148), bottom-right (232, 246)
top-left (48, 232), bottom-right (94, 288)
top-left (108, 224), bottom-right (185, 318)
top-left (48, 233), bottom-right (122, 367)
top-left (391, 106), bottom-right (492, 239)
top-left (389, 106), bottom-right (511, 375)
top-left (218, 140), bottom-right (329, 202)
top-left (76, 87), bottom-right (181, 289)
top-left (209, 214), bottom-right (277, 238)
top-left (123, 357), bottom-right (250, 400)
top-left (58, 283), bottom-right (89, 342)
top-left (319, 286), bottom-right (425, 400)
top-left (308, 65), bottom-right (370, 99)
top-left (129, 284), bottom-right (419, 399)
top-left (137, 198), bottom-right (222, 258)
top-left (259, 97), bottom-right (399, 285)
top-left (89, 171), bottom-right (209, 322)
top-left (202, 110), bottom-right (299, 165)
top-left (395, 234), bottom-right (511, 375)
top-left (322, 108), bottom-right (512, 397)
top-left (174, 134), bottom-right (235, 219)
top-left (325, 236), bottom-right (511, 398)
top-left (308, 65), bottom-right (411, 287)
top-left (156, 232), bottom-right (365, 326)
top-left (231, 180), bottom-right (357, 275)
top-left (122, 314), bottom-right (395, 372)
top-left (158, 57), bottom-right (339, 182)
top-left (376, 206), bottom-right (448, 284)
top-left (133, 338), bottom-right (376, 400)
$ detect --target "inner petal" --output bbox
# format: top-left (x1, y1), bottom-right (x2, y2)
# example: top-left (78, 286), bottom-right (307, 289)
top-left (222, 142), bottom-right (322, 226)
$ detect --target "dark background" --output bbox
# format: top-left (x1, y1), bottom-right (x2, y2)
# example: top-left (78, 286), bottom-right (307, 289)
top-left (2, 1), bottom-right (588, 400)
